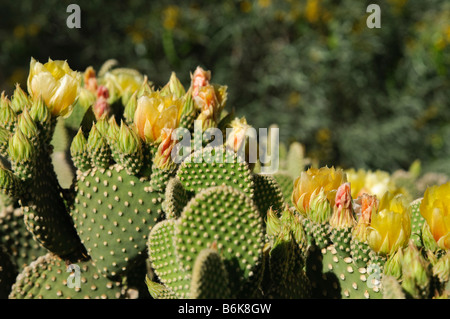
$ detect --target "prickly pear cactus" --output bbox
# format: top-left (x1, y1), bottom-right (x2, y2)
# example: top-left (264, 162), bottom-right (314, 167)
top-left (0, 57), bottom-right (449, 301)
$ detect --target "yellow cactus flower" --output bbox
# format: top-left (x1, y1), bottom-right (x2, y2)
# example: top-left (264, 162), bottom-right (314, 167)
top-left (27, 57), bottom-right (81, 117)
top-left (346, 168), bottom-right (405, 199)
top-left (102, 68), bottom-right (144, 103)
top-left (420, 182), bottom-right (450, 250)
top-left (292, 166), bottom-right (347, 216)
top-left (367, 192), bottom-right (411, 255)
top-left (134, 92), bottom-right (183, 143)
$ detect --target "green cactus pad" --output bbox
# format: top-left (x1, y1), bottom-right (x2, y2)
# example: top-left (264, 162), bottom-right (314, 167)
top-left (70, 165), bottom-right (164, 279)
top-left (0, 246), bottom-right (17, 299)
top-left (162, 177), bottom-right (193, 219)
top-left (409, 198), bottom-right (425, 247)
top-left (307, 244), bottom-right (383, 299)
top-left (147, 219), bottom-right (191, 298)
top-left (145, 276), bottom-right (177, 299)
top-left (0, 206), bottom-right (48, 269)
top-left (350, 237), bottom-right (377, 268)
top-left (175, 185), bottom-right (265, 298)
top-left (20, 153), bottom-right (86, 260)
top-left (251, 173), bottom-right (285, 219)
top-left (273, 172), bottom-right (294, 203)
top-left (9, 253), bottom-right (125, 299)
top-left (330, 227), bottom-right (353, 258)
top-left (176, 146), bottom-right (254, 199)
top-left (189, 248), bottom-right (232, 299)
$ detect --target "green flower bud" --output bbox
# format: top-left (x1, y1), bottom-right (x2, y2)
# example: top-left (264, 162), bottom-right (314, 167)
top-left (161, 72), bottom-right (185, 98)
top-left (107, 116), bottom-right (120, 142)
top-left (123, 92), bottom-right (137, 124)
top-left (17, 108), bottom-right (38, 139)
top-left (0, 92), bottom-right (11, 108)
top-left (87, 123), bottom-right (104, 151)
top-left (0, 101), bottom-right (17, 131)
top-left (432, 252), bottom-right (450, 283)
top-left (29, 95), bottom-right (51, 125)
top-left (11, 84), bottom-right (31, 112)
top-left (70, 128), bottom-right (91, 172)
top-left (309, 188), bottom-right (332, 224)
top-left (96, 117), bottom-right (109, 137)
top-left (384, 247), bottom-right (404, 280)
top-left (8, 129), bottom-right (34, 163)
top-left (401, 241), bottom-right (432, 298)
top-left (266, 207), bottom-right (281, 237)
top-left (70, 128), bottom-right (88, 156)
top-left (118, 121), bottom-right (140, 155)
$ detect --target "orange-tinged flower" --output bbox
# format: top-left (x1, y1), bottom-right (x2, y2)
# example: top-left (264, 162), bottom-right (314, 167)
top-left (191, 66), bottom-right (211, 98)
top-left (292, 166), bottom-right (347, 216)
top-left (330, 182), bottom-right (355, 229)
top-left (27, 57), bottom-right (81, 117)
top-left (352, 193), bottom-right (378, 241)
top-left (420, 182), bottom-right (450, 250)
top-left (134, 92), bottom-right (183, 143)
top-left (367, 192), bottom-right (411, 255)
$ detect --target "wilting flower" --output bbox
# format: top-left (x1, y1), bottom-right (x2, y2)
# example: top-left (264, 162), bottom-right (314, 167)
top-left (292, 166), bottom-right (347, 216)
top-left (226, 117), bottom-right (255, 152)
top-left (195, 84), bottom-right (227, 131)
top-left (93, 85), bottom-right (110, 120)
top-left (190, 66), bottom-right (211, 98)
top-left (84, 66), bottom-right (98, 93)
top-left (134, 92), bottom-right (183, 143)
top-left (367, 192), bottom-right (411, 255)
top-left (329, 182), bottom-right (356, 229)
top-left (352, 193), bottom-right (378, 241)
top-left (27, 57), bottom-right (81, 117)
top-left (420, 182), bottom-right (450, 250)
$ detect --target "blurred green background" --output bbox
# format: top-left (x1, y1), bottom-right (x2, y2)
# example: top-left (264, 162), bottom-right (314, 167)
top-left (0, 0), bottom-right (449, 175)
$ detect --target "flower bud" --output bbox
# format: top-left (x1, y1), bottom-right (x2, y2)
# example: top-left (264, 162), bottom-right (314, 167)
top-left (352, 193), bottom-right (378, 242)
top-left (84, 66), bottom-right (98, 93)
top-left (17, 108), bottom-right (38, 139)
top-left (401, 241), bottom-right (432, 298)
top-left (93, 85), bottom-right (110, 120)
top-left (118, 121), bottom-right (140, 155)
top-left (266, 207), bottom-right (281, 237)
top-left (329, 182), bottom-right (356, 229)
top-left (0, 98), bottom-right (17, 132)
top-left (190, 66), bottom-right (211, 98)
top-left (161, 72), bottom-right (185, 98)
top-left (11, 84), bottom-right (31, 112)
top-left (29, 95), bottom-right (51, 125)
top-left (8, 129), bottom-right (34, 163)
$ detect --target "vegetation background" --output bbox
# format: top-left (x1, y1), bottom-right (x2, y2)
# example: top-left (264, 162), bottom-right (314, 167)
top-left (0, 0), bottom-right (449, 176)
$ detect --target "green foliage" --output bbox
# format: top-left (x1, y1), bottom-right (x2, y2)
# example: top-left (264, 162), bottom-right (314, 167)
top-left (1, 0), bottom-right (449, 175)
